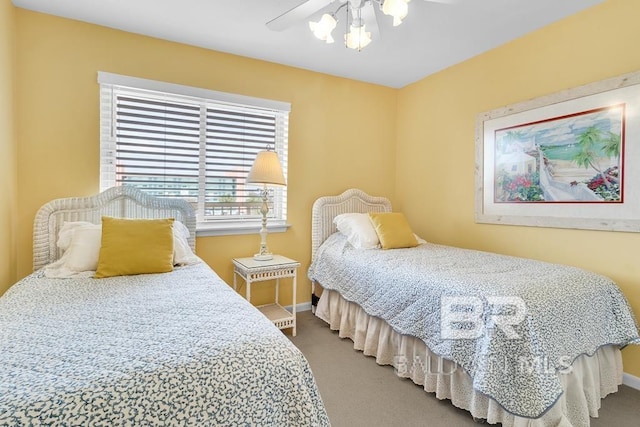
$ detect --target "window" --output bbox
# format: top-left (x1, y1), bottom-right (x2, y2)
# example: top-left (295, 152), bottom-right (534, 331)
top-left (98, 72), bottom-right (290, 235)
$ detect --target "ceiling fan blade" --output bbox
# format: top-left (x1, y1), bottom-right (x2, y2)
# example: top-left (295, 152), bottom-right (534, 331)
top-left (266, 0), bottom-right (336, 31)
top-left (361, 2), bottom-right (379, 40)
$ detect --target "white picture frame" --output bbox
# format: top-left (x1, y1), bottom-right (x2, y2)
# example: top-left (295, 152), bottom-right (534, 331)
top-left (475, 70), bottom-right (640, 232)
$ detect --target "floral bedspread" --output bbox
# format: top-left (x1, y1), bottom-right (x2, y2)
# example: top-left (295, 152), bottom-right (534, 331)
top-left (308, 233), bottom-right (639, 418)
top-left (0, 262), bottom-right (330, 426)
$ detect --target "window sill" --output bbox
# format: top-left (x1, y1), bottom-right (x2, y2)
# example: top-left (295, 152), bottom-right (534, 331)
top-left (196, 221), bottom-right (291, 237)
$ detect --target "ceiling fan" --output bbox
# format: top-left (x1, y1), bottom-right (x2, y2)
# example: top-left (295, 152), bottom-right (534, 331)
top-left (266, 0), bottom-right (457, 51)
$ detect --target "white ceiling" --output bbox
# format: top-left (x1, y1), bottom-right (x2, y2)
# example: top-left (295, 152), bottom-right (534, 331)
top-left (13, 0), bottom-right (604, 88)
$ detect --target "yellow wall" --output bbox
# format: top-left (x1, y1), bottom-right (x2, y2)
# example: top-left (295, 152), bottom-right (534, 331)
top-left (0, 1), bottom-right (17, 295)
top-left (13, 10), bottom-right (397, 305)
top-left (396, 0), bottom-right (640, 376)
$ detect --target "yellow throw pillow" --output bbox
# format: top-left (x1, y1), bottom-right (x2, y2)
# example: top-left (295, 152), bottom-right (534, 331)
top-left (368, 212), bottom-right (418, 250)
top-left (95, 217), bottom-right (175, 278)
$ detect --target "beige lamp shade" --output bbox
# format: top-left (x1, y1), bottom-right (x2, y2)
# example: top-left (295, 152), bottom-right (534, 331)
top-left (246, 150), bottom-right (286, 186)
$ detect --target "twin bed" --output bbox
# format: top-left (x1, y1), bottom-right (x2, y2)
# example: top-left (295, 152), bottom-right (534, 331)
top-left (308, 188), bottom-right (639, 426)
top-left (0, 187), bottom-right (330, 426)
top-left (3, 186), bottom-right (638, 426)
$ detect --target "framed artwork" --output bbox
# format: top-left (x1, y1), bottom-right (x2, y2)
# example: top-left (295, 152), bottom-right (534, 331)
top-left (475, 70), bottom-right (640, 232)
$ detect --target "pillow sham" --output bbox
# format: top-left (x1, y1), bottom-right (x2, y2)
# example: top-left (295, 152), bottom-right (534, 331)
top-left (94, 217), bottom-right (175, 278)
top-left (333, 213), bottom-right (380, 249)
top-left (44, 224), bottom-right (102, 278)
top-left (59, 220), bottom-right (197, 264)
top-left (63, 225), bottom-right (102, 272)
top-left (172, 220), bottom-right (200, 265)
top-left (368, 212), bottom-right (419, 249)
top-left (57, 221), bottom-right (95, 251)
top-left (44, 219), bottom-right (198, 278)
top-left (414, 234), bottom-right (428, 245)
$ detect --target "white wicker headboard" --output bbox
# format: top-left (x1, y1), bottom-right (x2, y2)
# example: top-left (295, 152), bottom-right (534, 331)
top-left (311, 188), bottom-right (392, 263)
top-left (33, 186), bottom-right (197, 271)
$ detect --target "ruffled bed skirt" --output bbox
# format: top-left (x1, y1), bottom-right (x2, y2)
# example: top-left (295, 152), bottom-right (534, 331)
top-left (316, 288), bottom-right (623, 426)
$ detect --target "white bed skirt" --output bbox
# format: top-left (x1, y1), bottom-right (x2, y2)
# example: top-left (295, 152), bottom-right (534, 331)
top-left (316, 289), bottom-right (623, 427)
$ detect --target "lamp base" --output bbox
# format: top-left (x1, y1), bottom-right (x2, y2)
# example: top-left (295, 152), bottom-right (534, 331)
top-left (253, 253), bottom-right (274, 261)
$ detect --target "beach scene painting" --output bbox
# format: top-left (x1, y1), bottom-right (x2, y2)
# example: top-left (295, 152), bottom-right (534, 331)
top-left (494, 105), bottom-right (624, 203)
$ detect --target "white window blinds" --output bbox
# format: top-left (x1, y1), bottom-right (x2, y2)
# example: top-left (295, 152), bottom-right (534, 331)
top-left (98, 72), bottom-right (290, 229)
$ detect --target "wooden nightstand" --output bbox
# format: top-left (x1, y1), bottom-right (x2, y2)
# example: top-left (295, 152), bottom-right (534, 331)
top-left (232, 255), bottom-right (300, 336)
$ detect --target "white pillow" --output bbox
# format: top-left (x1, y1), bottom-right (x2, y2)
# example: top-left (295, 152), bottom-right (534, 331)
top-left (44, 220), bottom-right (199, 278)
top-left (172, 221), bottom-right (200, 266)
top-left (57, 221), bottom-right (95, 251)
top-left (64, 225), bottom-right (102, 271)
top-left (414, 234), bottom-right (427, 245)
top-left (333, 213), bottom-right (380, 249)
top-left (45, 224), bottom-right (102, 278)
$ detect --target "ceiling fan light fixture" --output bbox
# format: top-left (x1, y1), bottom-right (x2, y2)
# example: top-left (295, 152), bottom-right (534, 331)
top-left (344, 23), bottom-right (372, 50)
top-left (382, 0), bottom-right (410, 26)
top-left (309, 13), bottom-right (337, 43)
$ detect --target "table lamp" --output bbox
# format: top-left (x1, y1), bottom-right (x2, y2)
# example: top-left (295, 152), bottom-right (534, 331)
top-left (245, 148), bottom-right (286, 261)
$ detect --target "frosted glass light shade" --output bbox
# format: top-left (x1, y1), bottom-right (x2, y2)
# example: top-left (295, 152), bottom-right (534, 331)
top-left (246, 150), bottom-right (286, 186)
top-left (345, 24), bottom-right (372, 50)
top-left (309, 13), bottom-right (337, 43)
top-left (382, 0), bottom-right (410, 26)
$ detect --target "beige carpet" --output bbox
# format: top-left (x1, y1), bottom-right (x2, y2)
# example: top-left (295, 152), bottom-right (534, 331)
top-left (289, 310), bottom-right (640, 427)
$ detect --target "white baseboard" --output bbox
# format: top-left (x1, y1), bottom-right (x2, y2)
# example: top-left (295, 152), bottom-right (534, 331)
top-left (285, 302), bottom-right (312, 312)
top-left (623, 372), bottom-right (640, 390)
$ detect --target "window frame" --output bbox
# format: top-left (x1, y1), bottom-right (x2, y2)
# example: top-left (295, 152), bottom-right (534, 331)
top-left (98, 72), bottom-right (291, 236)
